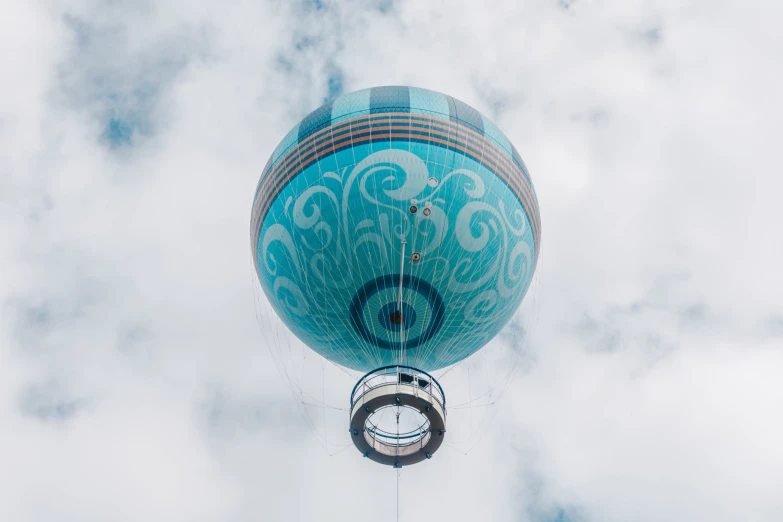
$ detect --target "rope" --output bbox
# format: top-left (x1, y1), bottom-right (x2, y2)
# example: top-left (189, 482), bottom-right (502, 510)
top-left (397, 408), bottom-right (401, 522)
top-left (398, 239), bottom-right (406, 367)
top-left (397, 468), bottom-right (400, 522)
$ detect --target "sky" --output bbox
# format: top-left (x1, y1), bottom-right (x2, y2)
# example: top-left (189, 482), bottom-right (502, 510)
top-left (1, 0), bottom-right (782, 521)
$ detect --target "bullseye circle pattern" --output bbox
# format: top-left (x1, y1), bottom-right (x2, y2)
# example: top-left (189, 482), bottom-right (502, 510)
top-left (350, 274), bottom-right (445, 351)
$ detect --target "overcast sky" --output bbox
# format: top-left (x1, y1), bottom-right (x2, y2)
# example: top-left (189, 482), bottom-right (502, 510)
top-left (2, 1), bottom-right (782, 521)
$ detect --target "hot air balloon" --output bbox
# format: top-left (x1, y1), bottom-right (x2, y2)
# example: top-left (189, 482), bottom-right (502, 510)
top-left (251, 86), bottom-right (540, 467)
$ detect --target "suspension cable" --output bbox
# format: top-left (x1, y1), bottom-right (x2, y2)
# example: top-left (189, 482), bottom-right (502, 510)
top-left (397, 468), bottom-right (400, 522)
top-left (397, 408), bottom-right (401, 521)
top-left (397, 238), bottom-right (406, 367)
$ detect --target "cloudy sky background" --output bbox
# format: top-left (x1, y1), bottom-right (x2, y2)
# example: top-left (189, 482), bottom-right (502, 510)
top-left (2, 0), bottom-right (782, 521)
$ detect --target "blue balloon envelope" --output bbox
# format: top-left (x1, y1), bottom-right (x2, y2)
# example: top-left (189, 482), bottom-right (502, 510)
top-left (251, 86), bottom-right (540, 372)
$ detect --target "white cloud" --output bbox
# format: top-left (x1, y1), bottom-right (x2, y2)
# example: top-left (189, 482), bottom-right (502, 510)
top-left (1, 1), bottom-right (781, 521)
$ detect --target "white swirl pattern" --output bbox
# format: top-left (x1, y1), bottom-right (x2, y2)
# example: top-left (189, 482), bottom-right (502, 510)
top-left (258, 148), bottom-right (536, 372)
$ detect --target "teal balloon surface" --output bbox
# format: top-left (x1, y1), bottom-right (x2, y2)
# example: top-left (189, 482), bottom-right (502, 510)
top-left (251, 86), bottom-right (540, 372)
